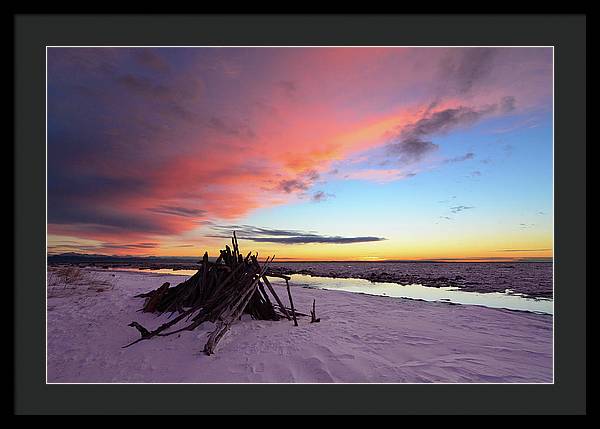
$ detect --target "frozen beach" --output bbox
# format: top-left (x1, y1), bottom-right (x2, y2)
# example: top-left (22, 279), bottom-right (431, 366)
top-left (47, 269), bottom-right (553, 383)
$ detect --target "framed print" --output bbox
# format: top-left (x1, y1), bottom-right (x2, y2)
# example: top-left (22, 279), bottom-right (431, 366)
top-left (14, 13), bottom-right (586, 415)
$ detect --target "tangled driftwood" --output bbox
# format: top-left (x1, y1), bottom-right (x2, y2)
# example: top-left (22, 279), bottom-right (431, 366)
top-left (124, 232), bottom-right (315, 355)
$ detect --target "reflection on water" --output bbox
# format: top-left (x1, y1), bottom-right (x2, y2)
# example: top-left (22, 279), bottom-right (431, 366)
top-left (271, 274), bottom-right (553, 315)
top-left (107, 267), bottom-right (553, 315)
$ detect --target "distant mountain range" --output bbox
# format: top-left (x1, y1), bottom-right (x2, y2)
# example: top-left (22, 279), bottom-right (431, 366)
top-left (47, 252), bottom-right (204, 265)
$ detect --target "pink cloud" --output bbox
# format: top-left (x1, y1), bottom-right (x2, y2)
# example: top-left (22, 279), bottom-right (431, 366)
top-left (47, 47), bottom-right (552, 253)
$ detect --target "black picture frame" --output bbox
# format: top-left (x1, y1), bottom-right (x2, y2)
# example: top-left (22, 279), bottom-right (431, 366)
top-left (14, 14), bottom-right (586, 415)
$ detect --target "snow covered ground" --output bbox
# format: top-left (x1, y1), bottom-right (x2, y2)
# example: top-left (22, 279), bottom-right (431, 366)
top-left (47, 269), bottom-right (553, 383)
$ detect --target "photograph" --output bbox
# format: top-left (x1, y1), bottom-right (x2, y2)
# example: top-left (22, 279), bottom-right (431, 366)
top-left (45, 46), bottom-right (555, 384)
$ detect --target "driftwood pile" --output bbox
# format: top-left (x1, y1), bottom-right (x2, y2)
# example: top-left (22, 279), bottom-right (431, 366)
top-left (124, 232), bottom-right (317, 355)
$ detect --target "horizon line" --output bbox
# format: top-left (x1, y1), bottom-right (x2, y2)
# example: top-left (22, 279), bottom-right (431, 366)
top-left (47, 252), bottom-right (553, 263)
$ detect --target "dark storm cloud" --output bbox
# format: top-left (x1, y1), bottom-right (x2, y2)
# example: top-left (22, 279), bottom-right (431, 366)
top-left (210, 224), bottom-right (316, 238)
top-left (304, 170), bottom-right (320, 181)
top-left (209, 225), bottom-right (385, 245)
top-left (46, 173), bottom-right (157, 229)
top-left (403, 101), bottom-right (513, 140)
top-left (311, 191), bottom-right (335, 202)
top-left (147, 205), bottom-right (207, 218)
top-left (385, 97), bottom-right (516, 166)
top-left (48, 204), bottom-right (174, 235)
top-left (386, 139), bottom-right (439, 164)
top-left (46, 48), bottom-right (213, 240)
top-left (498, 96), bottom-right (516, 113)
top-left (277, 179), bottom-right (309, 193)
top-left (48, 175), bottom-right (151, 201)
top-left (444, 152), bottom-right (475, 164)
top-left (103, 242), bottom-right (159, 249)
top-left (276, 170), bottom-right (320, 194)
top-left (440, 48), bottom-right (497, 94)
top-left (114, 72), bottom-right (199, 122)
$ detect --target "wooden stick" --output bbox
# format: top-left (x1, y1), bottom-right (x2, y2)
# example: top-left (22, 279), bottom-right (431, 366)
top-left (252, 258), bottom-right (291, 321)
top-left (231, 236), bottom-right (237, 263)
top-left (273, 304), bottom-right (309, 317)
top-left (203, 256), bottom-right (273, 355)
top-left (122, 304), bottom-right (201, 348)
top-left (310, 299), bottom-right (320, 323)
top-left (265, 272), bottom-right (292, 281)
top-left (142, 282), bottom-right (170, 313)
top-left (285, 279), bottom-right (298, 327)
top-left (200, 251), bottom-right (208, 303)
top-left (233, 231), bottom-right (240, 260)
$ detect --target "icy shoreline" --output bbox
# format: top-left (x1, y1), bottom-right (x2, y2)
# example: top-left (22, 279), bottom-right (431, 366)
top-left (271, 261), bottom-right (553, 298)
top-left (48, 260), bottom-right (553, 297)
top-left (47, 269), bottom-right (553, 383)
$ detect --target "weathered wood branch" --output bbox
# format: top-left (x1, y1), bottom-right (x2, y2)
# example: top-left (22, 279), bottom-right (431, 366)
top-left (310, 299), bottom-right (320, 323)
top-left (285, 279), bottom-right (298, 327)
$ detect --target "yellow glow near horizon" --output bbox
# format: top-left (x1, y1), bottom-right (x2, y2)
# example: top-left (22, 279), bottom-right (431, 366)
top-left (48, 226), bottom-right (553, 262)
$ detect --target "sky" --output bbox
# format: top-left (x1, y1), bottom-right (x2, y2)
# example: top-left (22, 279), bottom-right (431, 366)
top-left (47, 47), bottom-right (553, 261)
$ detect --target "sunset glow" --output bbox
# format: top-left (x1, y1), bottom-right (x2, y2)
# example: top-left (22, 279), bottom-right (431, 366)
top-left (47, 47), bottom-right (553, 261)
